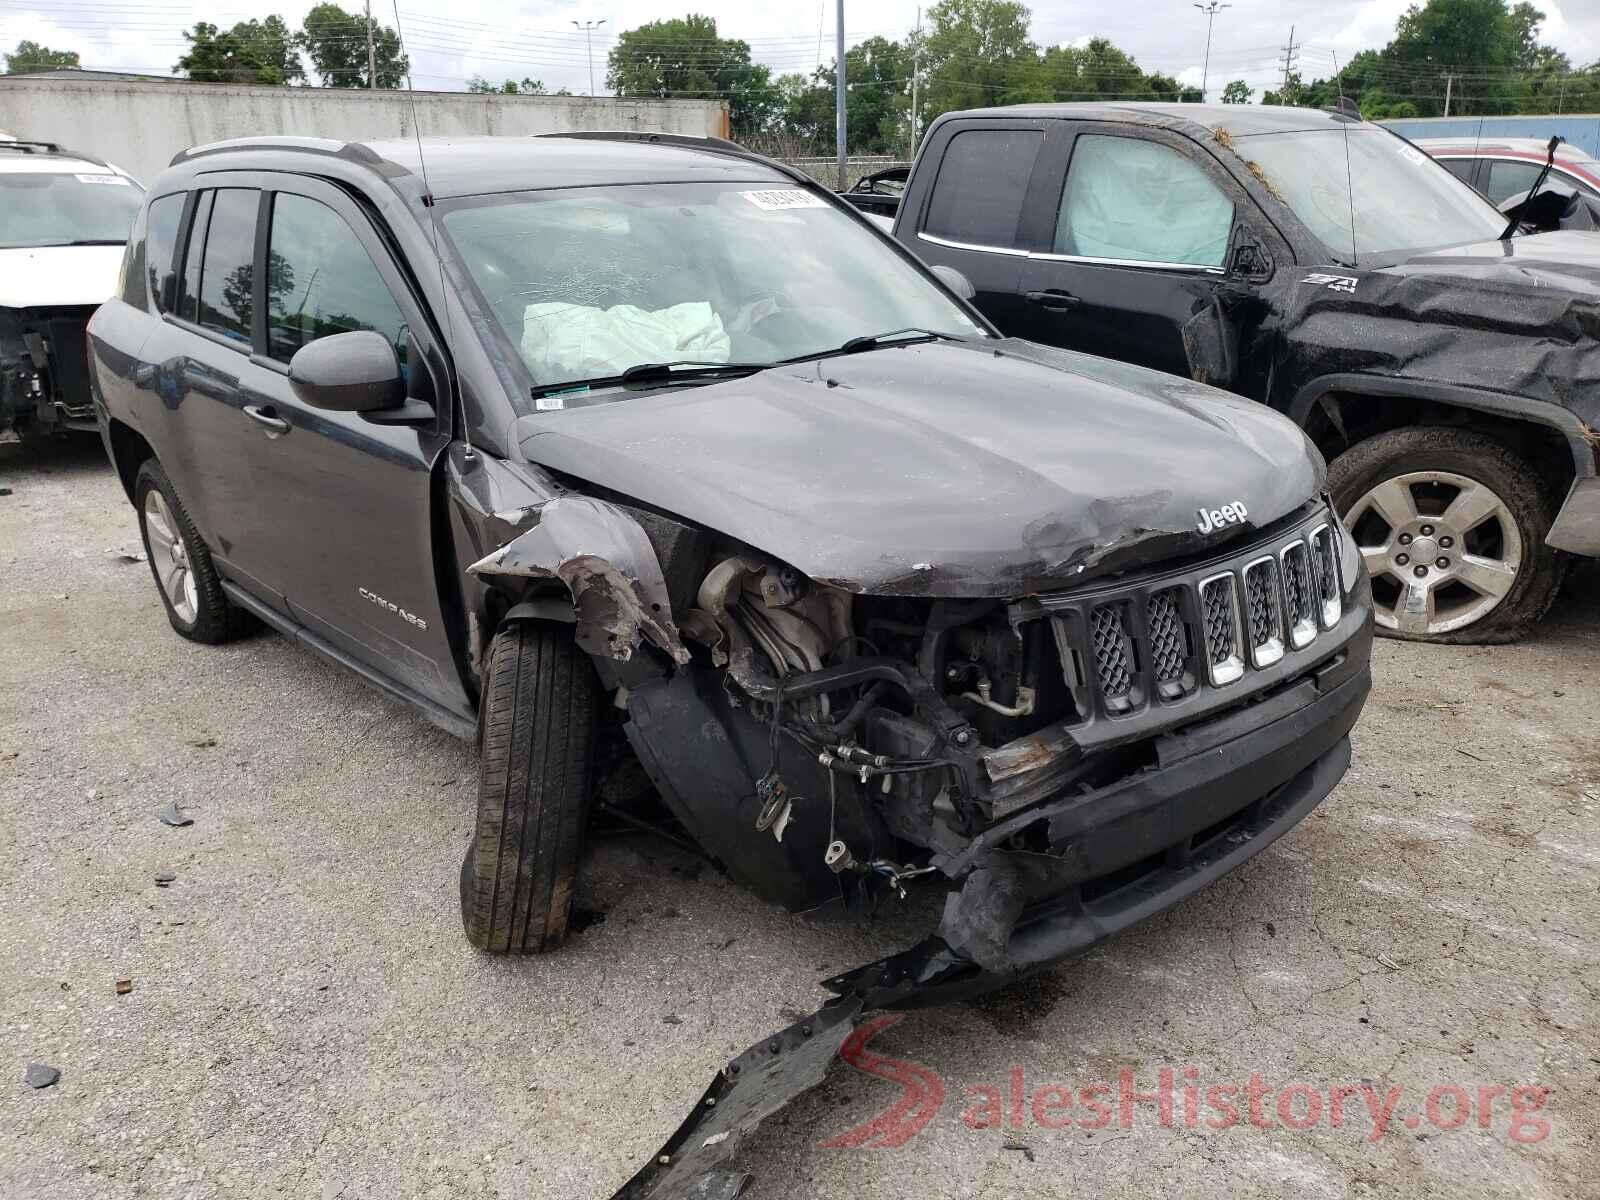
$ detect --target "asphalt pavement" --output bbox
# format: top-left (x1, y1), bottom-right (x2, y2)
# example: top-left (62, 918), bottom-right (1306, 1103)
top-left (2, 437), bottom-right (1596, 1199)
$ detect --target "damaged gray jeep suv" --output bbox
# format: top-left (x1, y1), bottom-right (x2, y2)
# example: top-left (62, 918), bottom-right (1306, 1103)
top-left (87, 132), bottom-right (1372, 1009)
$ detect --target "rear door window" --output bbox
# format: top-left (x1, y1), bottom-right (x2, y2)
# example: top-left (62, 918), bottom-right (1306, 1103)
top-left (1484, 159), bottom-right (1543, 206)
top-left (265, 192), bottom-right (408, 364)
top-left (923, 129), bottom-right (1043, 250)
top-left (194, 189), bottom-right (260, 345)
top-left (1439, 158), bottom-right (1476, 186)
top-left (1054, 135), bottom-right (1233, 267)
top-left (144, 193), bottom-right (184, 312)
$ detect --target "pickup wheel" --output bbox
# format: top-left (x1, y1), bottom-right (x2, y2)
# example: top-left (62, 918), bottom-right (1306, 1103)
top-left (1327, 427), bottom-right (1563, 644)
top-left (133, 459), bottom-right (256, 644)
top-left (461, 621), bottom-right (599, 954)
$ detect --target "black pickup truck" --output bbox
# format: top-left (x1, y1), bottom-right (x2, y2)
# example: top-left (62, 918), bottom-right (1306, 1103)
top-left (859, 103), bottom-right (1600, 644)
top-left (88, 131), bottom-right (1369, 1195)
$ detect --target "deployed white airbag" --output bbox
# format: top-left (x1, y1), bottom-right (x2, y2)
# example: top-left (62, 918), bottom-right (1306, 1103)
top-left (521, 301), bottom-right (731, 382)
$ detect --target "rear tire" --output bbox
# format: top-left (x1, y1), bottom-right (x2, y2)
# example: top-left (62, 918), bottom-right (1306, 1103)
top-left (1327, 426), bottom-right (1564, 644)
top-left (133, 459), bottom-right (256, 644)
top-left (461, 622), bottom-right (599, 954)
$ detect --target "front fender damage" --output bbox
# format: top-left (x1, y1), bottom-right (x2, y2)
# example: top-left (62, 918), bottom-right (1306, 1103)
top-left (467, 495), bottom-right (691, 666)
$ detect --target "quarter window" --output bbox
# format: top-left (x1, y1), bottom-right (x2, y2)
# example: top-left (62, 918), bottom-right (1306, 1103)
top-left (144, 193), bottom-right (184, 313)
top-left (265, 193), bottom-right (407, 365)
top-left (1055, 135), bottom-right (1233, 267)
top-left (1439, 158), bottom-right (1476, 186)
top-left (923, 129), bottom-right (1042, 250)
top-left (194, 189), bottom-right (259, 344)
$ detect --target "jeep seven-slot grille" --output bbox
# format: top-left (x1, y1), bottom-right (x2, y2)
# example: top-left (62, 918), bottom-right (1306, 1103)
top-left (1147, 590), bottom-right (1187, 685)
top-left (1042, 511), bottom-right (1346, 720)
top-left (1088, 605), bottom-right (1134, 700)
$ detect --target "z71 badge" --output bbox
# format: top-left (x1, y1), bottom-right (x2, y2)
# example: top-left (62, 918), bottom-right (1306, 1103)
top-left (1302, 272), bottom-right (1358, 294)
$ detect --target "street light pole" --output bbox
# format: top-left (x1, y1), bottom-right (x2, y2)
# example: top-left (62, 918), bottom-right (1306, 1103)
top-left (365, 0), bottom-right (376, 90)
top-left (835, 0), bottom-right (846, 190)
top-left (1193, 2), bottom-right (1230, 104)
top-left (572, 19), bottom-right (605, 96)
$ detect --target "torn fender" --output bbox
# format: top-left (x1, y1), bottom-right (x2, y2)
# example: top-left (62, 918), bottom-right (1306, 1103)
top-left (467, 495), bottom-right (691, 665)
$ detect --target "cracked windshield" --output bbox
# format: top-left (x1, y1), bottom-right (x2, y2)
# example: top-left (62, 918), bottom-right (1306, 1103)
top-left (440, 180), bottom-right (984, 406)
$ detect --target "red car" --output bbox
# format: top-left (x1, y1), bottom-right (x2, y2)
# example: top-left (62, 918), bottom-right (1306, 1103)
top-left (1415, 135), bottom-right (1600, 206)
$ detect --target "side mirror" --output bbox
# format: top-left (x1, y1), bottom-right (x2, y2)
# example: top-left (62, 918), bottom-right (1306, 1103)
top-left (287, 330), bottom-right (406, 413)
top-left (931, 264), bottom-right (976, 301)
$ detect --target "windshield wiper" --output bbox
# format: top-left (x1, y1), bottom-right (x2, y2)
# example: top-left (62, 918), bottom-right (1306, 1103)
top-left (838, 327), bottom-right (949, 354)
top-left (529, 360), bottom-right (771, 400)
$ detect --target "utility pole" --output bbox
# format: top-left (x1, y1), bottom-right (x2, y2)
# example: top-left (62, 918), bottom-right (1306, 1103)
top-left (1193, 2), bottom-right (1229, 104)
top-left (1443, 72), bottom-right (1453, 117)
top-left (910, 6), bottom-right (921, 159)
top-left (835, 0), bottom-right (846, 190)
top-left (364, 0), bottom-right (375, 89)
top-left (572, 19), bottom-right (606, 96)
top-left (1277, 25), bottom-right (1298, 103)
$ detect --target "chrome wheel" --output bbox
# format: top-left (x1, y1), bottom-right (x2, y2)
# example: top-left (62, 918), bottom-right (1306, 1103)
top-left (1343, 469), bottom-right (1521, 636)
top-left (143, 490), bottom-right (198, 624)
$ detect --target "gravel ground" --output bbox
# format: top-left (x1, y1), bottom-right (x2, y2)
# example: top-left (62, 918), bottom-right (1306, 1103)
top-left (2, 437), bottom-right (1596, 1200)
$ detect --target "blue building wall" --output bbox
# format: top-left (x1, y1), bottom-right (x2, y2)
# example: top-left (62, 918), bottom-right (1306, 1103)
top-left (1382, 114), bottom-right (1600, 158)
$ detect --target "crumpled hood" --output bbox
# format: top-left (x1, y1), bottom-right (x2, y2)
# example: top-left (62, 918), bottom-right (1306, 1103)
top-left (1383, 230), bottom-right (1600, 294)
top-left (0, 245), bottom-right (124, 309)
top-left (515, 339), bottom-right (1322, 598)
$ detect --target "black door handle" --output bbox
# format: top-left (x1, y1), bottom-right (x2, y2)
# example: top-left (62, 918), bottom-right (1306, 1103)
top-left (1025, 289), bottom-right (1080, 310)
top-left (243, 404), bottom-right (290, 437)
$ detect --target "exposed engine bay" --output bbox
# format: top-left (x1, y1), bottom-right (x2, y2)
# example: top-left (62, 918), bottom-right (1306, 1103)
top-left (0, 306), bottom-right (97, 441)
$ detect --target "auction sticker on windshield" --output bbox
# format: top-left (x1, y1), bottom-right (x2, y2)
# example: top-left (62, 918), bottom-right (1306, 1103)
top-left (741, 189), bottom-right (828, 211)
top-left (75, 173), bottom-right (132, 185)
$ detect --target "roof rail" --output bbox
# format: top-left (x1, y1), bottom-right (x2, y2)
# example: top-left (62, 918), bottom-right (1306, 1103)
top-left (535, 130), bottom-right (812, 186)
top-left (170, 135), bottom-right (385, 168)
top-left (0, 138), bottom-right (63, 154)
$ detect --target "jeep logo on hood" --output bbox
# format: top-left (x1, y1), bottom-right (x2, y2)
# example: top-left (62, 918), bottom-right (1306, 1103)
top-left (1197, 501), bottom-right (1248, 535)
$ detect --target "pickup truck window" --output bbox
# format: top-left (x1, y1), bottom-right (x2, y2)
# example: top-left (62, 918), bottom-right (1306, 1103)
top-left (441, 180), bottom-right (984, 406)
top-left (265, 193), bottom-right (407, 365)
top-left (1055, 135), bottom-right (1233, 267)
top-left (923, 129), bottom-right (1042, 250)
top-left (144, 193), bottom-right (184, 313)
top-left (194, 188), bottom-right (258, 345)
top-left (1234, 128), bottom-right (1504, 263)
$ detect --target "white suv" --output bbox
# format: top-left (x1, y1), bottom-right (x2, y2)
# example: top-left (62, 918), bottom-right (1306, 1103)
top-left (1, 133), bottom-right (143, 440)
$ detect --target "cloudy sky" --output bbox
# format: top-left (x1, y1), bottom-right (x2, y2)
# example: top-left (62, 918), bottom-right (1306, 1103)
top-left (3, 0), bottom-right (1597, 102)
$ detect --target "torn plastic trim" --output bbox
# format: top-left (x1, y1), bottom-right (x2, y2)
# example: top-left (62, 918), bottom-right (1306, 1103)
top-left (611, 996), bottom-right (865, 1200)
top-left (467, 495), bottom-right (690, 665)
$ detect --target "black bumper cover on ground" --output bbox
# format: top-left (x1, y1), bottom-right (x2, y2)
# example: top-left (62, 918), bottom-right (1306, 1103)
top-left (612, 651), bottom-right (1370, 1198)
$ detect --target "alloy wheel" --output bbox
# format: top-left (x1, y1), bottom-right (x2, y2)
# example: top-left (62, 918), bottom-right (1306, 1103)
top-left (1343, 469), bottom-right (1521, 636)
top-left (143, 490), bottom-right (199, 624)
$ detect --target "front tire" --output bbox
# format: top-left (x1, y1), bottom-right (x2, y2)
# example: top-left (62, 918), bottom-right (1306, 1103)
top-left (461, 622), bottom-right (599, 954)
top-left (134, 459), bottom-right (255, 644)
top-left (1327, 427), bottom-right (1564, 644)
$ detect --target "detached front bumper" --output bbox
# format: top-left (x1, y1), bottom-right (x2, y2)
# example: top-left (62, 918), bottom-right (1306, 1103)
top-left (833, 653), bottom-right (1368, 1009)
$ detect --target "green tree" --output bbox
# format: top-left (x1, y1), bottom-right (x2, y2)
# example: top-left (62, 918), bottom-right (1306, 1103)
top-left (921, 0), bottom-right (1037, 118)
top-left (297, 3), bottom-right (408, 88)
top-left (606, 15), bottom-right (779, 138)
top-left (1221, 79), bottom-right (1251, 104)
top-left (791, 35), bottom-right (911, 154)
top-left (3, 40), bottom-right (80, 74)
top-left (175, 17), bottom-right (303, 85)
top-left (467, 76), bottom-right (546, 95)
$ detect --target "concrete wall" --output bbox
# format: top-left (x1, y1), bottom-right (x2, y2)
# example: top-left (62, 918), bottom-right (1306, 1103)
top-left (0, 78), bottom-right (729, 185)
top-left (1383, 113), bottom-right (1600, 159)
